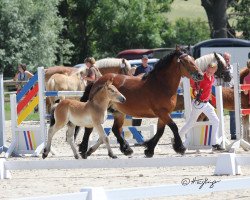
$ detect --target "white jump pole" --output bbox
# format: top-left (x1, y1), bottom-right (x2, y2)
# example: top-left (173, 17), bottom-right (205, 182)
top-left (0, 73), bottom-right (8, 154)
top-left (215, 85), bottom-right (225, 148)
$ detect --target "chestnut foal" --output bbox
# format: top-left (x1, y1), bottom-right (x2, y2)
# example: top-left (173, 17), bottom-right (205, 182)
top-left (42, 79), bottom-right (126, 159)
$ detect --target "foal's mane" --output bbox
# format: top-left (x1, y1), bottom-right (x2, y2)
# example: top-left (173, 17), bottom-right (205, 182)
top-left (89, 84), bottom-right (105, 101)
top-left (96, 58), bottom-right (131, 70)
top-left (195, 53), bottom-right (226, 72)
top-left (142, 49), bottom-right (184, 80)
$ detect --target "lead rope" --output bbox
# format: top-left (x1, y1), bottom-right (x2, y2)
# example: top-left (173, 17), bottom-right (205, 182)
top-left (194, 82), bottom-right (204, 109)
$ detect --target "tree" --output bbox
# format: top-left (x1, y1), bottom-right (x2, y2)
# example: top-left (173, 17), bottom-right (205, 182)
top-left (201, 0), bottom-right (235, 38)
top-left (0, 0), bottom-right (72, 77)
top-left (58, 0), bottom-right (174, 64)
top-left (231, 0), bottom-right (250, 39)
top-left (162, 18), bottom-right (210, 47)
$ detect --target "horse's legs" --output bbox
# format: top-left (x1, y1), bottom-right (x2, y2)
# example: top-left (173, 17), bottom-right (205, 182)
top-left (168, 120), bottom-right (186, 155)
top-left (66, 123), bottom-right (80, 159)
top-left (79, 127), bottom-right (93, 159)
top-left (74, 126), bottom-right (81, 141)
top-left (42, 124), bottom-right (62, 159)
top-left (143, 119), bottom-right (166, 157)
top-left (143, 115), bottom-right (186, 157)
top-left (112, 112), bottom-right (133, 156)
top-left (87, 124), bottom-right (117, 159)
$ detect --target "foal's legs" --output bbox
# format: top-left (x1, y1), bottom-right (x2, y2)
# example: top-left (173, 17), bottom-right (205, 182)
top-left (66, 123), bottom-right (80, 159)
top-left (42, 124), bottom-right (63, 159)
top-left (87, 124), bottom-right (117, 159)
top-left (112, 112), bottom-right (133, 156)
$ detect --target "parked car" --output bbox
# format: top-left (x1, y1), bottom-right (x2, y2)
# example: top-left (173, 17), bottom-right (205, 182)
top-left (129, 58), bottom-right (159, 69)
top-left (117, 48), bottom-right (174, 60)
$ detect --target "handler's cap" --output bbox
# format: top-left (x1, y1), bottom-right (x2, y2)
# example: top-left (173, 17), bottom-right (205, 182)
top-left (142, 55), bottom-right (148, 59)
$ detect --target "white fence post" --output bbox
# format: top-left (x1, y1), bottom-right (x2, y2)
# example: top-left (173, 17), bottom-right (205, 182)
top-left (0, 73), bottom-right (8, 154)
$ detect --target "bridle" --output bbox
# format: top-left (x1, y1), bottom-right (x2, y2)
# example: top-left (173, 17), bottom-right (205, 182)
top-left (177, 53), bottom-right (202, 81)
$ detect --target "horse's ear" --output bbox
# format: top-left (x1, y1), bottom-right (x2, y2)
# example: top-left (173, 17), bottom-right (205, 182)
top-left (176, 45), bottom-right (180, 51)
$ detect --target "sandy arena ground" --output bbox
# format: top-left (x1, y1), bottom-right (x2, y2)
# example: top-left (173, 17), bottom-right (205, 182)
top-left (1, 116), bottom-right (250, 200)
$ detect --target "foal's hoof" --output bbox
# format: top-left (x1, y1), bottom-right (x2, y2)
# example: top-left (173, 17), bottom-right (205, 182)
top-left (144, 149), bottom-right (154, 158)
top-left (120, 144), bottom-right (133, 156)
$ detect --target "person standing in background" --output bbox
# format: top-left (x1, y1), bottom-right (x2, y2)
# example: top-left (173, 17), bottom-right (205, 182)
top-left (13, 63), bottom-right (33, 93)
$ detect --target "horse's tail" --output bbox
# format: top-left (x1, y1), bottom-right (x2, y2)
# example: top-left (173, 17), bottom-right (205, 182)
top-left (49, 103), bottom-right (59, 127)
top-left (47, 77), bottom-right (56, 91)
top-left (80, 82), bottom-right (93, 102)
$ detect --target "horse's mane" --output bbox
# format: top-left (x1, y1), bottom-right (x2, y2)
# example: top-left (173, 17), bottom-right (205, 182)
top-left (96, 58), bottom-right (131, 70)
top-left (142, 49), bottom-right (184, 80)
top-left (195, 53), bottom-right (226, 72)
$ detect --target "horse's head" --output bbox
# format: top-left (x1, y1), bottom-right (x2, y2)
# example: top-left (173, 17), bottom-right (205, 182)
top-left (120, 58), bottom-right (134, 75)
top-left (104, 79), bottom-right (126, 103)
top-left (214, 52), bottom-right (232, 82)
top-left (176, 47), bottom-right (204, 82)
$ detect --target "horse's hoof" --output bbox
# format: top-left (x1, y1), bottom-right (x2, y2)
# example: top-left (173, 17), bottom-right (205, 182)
top-left (144, 149), bottom-right (154, 158)
top-left (80, 153), bottom-right (88, 159)
top-left (110, 155), bottom-right (118, 159)
top-left (74, 154), bottom-right (80, 159)
top-left (174, 145), bottom-right (186, 155)
top-left (42, 153), bottom-right (47, 159)
top-left (120, 144), bottom-right (133, 156)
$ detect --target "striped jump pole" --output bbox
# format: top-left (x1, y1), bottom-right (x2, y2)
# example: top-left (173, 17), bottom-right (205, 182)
top-left (229, 63), bottom-right (250, 152)
top-left (5, 68), bottom-right (47, 158)
top-left (0, 73), bottom-right (8, 154)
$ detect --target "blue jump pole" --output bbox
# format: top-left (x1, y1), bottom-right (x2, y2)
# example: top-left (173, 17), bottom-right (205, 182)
top-left (0, 73), bottom-right (8, 154)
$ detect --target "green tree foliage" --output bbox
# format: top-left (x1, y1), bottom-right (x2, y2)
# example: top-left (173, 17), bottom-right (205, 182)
top-left (0, 0), bottom-right (72, 76)
top-left (58, 0), bottom-right (174, 64)
top-left (162, 18), bottom-right (210, 47)
top-left (231, 0), bottom-right (250, 39)
top-left (92, 0), bottom-right (173, 58)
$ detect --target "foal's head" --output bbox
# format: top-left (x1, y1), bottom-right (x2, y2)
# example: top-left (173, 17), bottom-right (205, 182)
top-left (90, 79), bottom-right (126, 104)
top-left (104, 79), bottom-right (126, 103)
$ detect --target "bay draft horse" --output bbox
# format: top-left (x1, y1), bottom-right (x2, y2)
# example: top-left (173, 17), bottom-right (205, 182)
top-left (78, 47), bottom-right (204, 158)
top-left (42, 79), bottom-right (126, 159)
